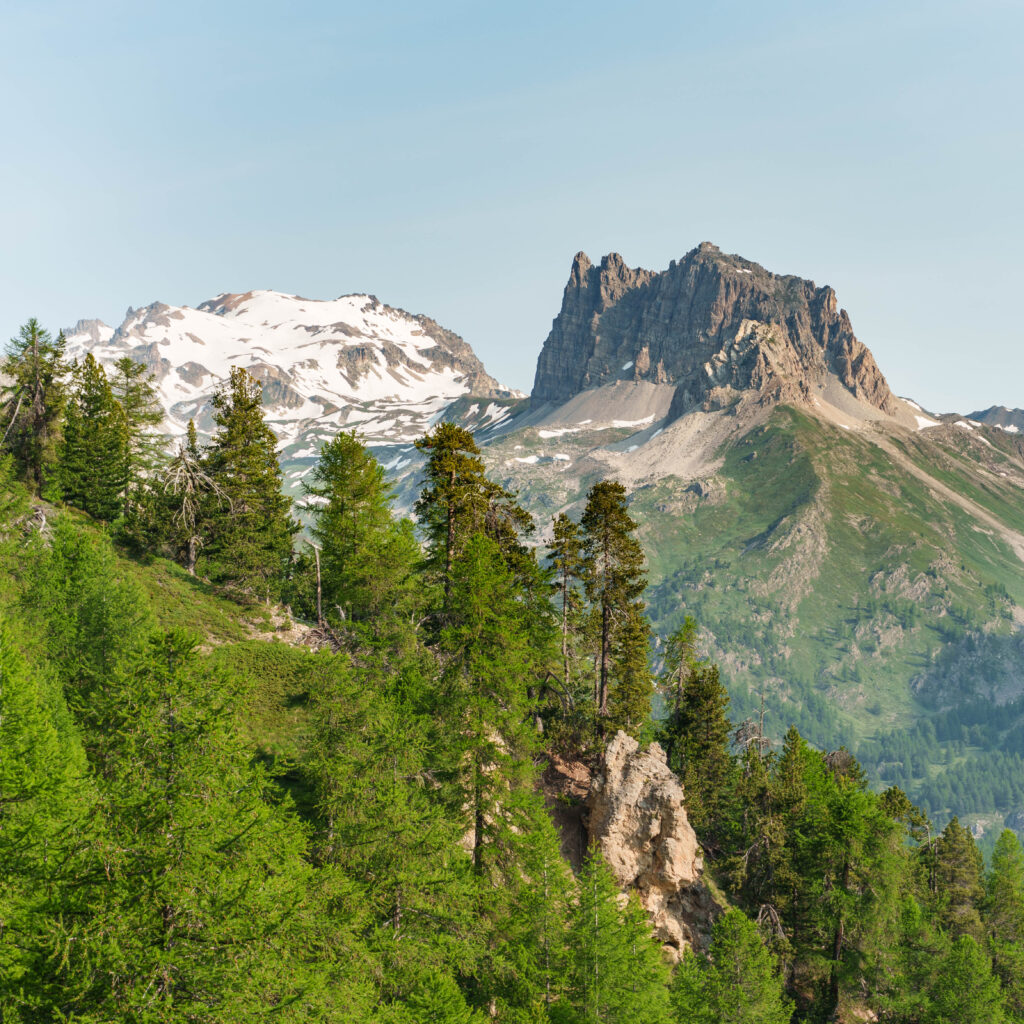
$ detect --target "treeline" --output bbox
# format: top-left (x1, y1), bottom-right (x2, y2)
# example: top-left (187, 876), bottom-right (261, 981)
top-left (2, 321), bottom-right (1024, 1022)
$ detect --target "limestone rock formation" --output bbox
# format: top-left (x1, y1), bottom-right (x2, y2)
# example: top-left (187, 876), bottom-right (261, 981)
top-left (586, 731), bottom-right (718, 958)
top-left (532, 243), bottom-right (898, 418)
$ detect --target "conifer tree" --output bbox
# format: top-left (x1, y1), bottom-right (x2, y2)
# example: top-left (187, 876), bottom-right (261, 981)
top-left (929, 935), bottom-right (1006, 1024)
top-left (579, 480), bottom-right (647, 720)
top-left (673, 661), bottom-right (735, 841)
top-left (550, 513), bottom-right (585, 693)
top-left (561, 849), bottom-right (670, 1023)
top-left (415, 423), bottom-right (534, 608)
top-left (607, 603), bottom-right (653, 737)
top-left (986, 829), bottom-right (1024, 1019)
top-left (0, 624), bottom-right (99, 1016)
top-left (670, 909), bottom-right (793, 1024)
top-left (306, 430), bottom-right (418, 627)
top-left (203, 367), bottom-right (296, 597)
top-left (60, 352), bottom-right (129, 520)
top-left (491, 792), bottom-right (575, 1016)
top-left (1, 319), bottom-right (68, 493)
top-left (440, 534), bottom-right (539, 874)
top-left (76, 630), bottom-right (335, 1019)
top-left (110, 355), bottom-right (165, 517)
top-left (930, 816), bottom-right (985, 941)
top-left (659, 615), bottom-right (703, 769)
top-left (415, 422), bottom-right (491, 603)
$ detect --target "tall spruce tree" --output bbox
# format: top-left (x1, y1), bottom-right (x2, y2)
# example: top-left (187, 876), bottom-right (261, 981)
top-left (930, 816), bottom-right (985, 941)
top-left (110, 355), bottom-right (165, 517)
top-left (60, 353), bottom-right (130, 520)
top-left (414, 423), bottom-right (533, 609)
top-left (579, 480), bottom-right (647, 721)
top-left (672, 661), bottom-right (735, 842)
top-left (203, 367), bottom-right (295, 597)
top-left (1, 319), bottom-right (68, 494)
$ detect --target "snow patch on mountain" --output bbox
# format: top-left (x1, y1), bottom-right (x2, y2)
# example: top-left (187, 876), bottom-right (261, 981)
top-left (64, 291), bottom-right (519, 462)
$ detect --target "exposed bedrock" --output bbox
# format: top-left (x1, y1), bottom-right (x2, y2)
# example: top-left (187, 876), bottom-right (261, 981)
top-left (532, 243), bottom-right (897, 418)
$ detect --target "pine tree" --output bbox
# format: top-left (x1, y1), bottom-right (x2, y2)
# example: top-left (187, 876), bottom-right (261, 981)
top-left (414, 423), bottom-right (534, 609)
top-left (163, 427), bottom-right (227, 575)
top-left (1, 319), bottom-right (69, 494)
top-left (414, 422), bottom-right (491, 604)
top-left (75, 630), bottom-right (338, 1019)
top-left (673, 662), bottom-right (735, 842)
top-left (670, 909), bottom-right (793, 1024)
top-left (579, 480), bottom-right (647, 721)
top-left (550, 513), bottom-right (585, 692)
top-left (492, 793), bottom-right (575, 1016)
top-left (561, 849), bottom-right (670, 1023)
top-left (60, 352), bottom-right (130, 520)
top-left (659, 615), bottom-right (703, 769)
top-left (607, 603), bottom-right (653, 737)
top-left (203, 367), bottom-right (296, 597)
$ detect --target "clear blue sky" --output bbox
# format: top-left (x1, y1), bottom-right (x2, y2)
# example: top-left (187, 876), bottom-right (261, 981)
top-left (2, 0), bottom-right (1021, 413)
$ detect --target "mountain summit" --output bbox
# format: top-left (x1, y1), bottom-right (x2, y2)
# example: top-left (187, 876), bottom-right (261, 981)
top-left (531, 244), bottom-right (897, 420)
top-left (64, 290), bottom-right (519, 458)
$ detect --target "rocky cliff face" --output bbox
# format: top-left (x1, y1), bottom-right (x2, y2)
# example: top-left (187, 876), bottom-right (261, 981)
top-left (532, 243), bottom-right (897, 417)
top-left (586, 732), bottom-right (718, 959)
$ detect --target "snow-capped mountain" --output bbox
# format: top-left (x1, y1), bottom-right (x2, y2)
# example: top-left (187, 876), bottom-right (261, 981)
top-left (64, 290), bottom-right (521, 473)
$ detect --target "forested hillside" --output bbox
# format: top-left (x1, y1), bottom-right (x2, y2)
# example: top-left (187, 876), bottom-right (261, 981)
top-left (3, 320), bottom-right (1024, 1022)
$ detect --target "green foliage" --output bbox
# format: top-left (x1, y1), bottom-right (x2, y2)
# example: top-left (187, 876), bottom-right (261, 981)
top-left (1, 318), bottom-right (68, 494)
top-left (305, 429), bottom-right (420, 633)
top-left (671, 909), bottom-right (792, 1024)
top-left (560, 849), bottom-right (670, 1023)
top-left (580, 480), bottom-right (648, 724)
top-left (60, 352), bottom-right (129, 520)
top-left (202, 367), bottom-right (297, 597)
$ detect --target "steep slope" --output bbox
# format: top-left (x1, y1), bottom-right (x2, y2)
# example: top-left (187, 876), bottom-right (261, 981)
top-left (532, 243), bottom-right (902, 423)
top-left (475, 247), bottom-right (1024, 843)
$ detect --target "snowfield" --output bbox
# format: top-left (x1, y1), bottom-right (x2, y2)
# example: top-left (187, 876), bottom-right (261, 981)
top-left (64, 290), bottom-right (515, 457)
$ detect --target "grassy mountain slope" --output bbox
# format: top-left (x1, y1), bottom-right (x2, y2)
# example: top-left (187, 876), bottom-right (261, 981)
top-left (485, 403), bottom-right (1024, 840)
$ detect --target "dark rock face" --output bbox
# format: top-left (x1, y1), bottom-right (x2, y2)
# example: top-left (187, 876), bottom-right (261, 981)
top-left (969, 406), bottom-right (1024, 433)
top-left (532, 243), bottom-right (897, 416)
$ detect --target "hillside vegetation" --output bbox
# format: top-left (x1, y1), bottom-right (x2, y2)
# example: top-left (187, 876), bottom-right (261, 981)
top-left (3, 324), bottom-right (1024, 1022)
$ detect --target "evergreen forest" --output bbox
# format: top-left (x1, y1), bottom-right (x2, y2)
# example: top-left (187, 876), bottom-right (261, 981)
top-left (2, 321), bottom-right (1024, 1022)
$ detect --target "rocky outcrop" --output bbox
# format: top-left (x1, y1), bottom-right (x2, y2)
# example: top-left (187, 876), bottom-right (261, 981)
top-left (532, 243), bottom-right (898, 418)
top-left (586, 731), bottom-right (718, 959)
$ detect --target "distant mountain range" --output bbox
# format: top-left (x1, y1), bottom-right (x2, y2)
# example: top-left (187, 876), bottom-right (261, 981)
top-left (67, 244), bottom-right (1024, 841)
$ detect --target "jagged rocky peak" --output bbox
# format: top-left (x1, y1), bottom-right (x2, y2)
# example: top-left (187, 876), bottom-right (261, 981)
top-left (532, 243), bottom-right (898, 417)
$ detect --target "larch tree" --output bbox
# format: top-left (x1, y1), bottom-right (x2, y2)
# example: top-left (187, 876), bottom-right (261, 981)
top-left (671, 908), bottom-right (793, 1024)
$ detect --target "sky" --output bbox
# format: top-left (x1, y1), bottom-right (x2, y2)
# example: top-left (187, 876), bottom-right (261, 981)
top-left (2, 0), bottom-right (1022, 413)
